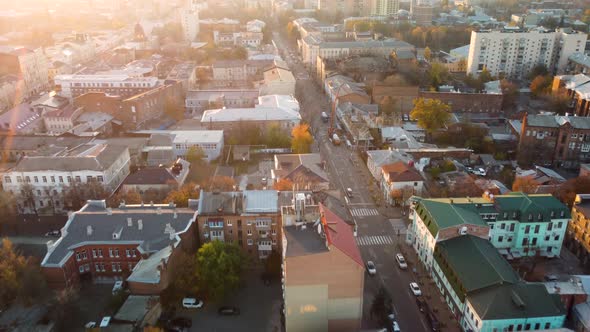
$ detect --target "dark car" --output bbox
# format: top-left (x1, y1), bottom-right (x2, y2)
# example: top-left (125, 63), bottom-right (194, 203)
top-left (426, 311), bottom-right (440, 332)
top-left (169, 317), bottom-right (192, 328)
top-left (416, 297), bottom-right (427, 313)
top-left (218, 306), bottom-right (240, 316)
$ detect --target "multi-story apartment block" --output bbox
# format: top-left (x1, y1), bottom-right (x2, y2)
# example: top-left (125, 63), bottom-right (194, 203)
top-left (197, 190), bottom-right (282, 260)
top-left (369, 0), bottom-right (399, 16)
top-left (552, 74), bottom-right (590, 117)
top-left (283, 202), bottom-right (364, 332)
top-left (211, 60), bottom-right (274, 87)
top-left (409, 192), bottom-right (569, 264)
top-left (2, 143), bottom-right (131, 214)
top-left (185, 89), bottom-right (259, 115)
top-left (180, 7), bottom-right (200, 42)
top-left (41, 200), bottom-right (198, 294)
top-left (412, 2), bottom-right (434, 26)
top-left (467, 28), bottom-right (587, 78)
top-left (0, 46), bottom-right (49, 98)
top-left (566, 194), bottom-right (590, 267)
top-left (512, 114), bottom-right (590, 169)
top-left (54, 74), bottom-right (160, 99)
top-left (318, 0), bottom-right (370, 17)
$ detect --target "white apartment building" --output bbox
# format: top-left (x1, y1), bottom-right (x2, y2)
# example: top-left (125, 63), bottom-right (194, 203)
top-left (467, 28), bottom-right (587, 78)
top-left (370, 0), bottom-right (399, 16)
top-left (54, 74), bottom-right (159, 99)
top-left (180, 7), bottom-right (200, 42)
top-left (0, 47), bottom-right (49, 98)
top-left (133, 130), bottom-right (224, 162)
top-left (2, 143), bottom-right (130, 214)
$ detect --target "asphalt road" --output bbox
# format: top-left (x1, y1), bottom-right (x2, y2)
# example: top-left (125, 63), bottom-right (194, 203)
top-left (273, 32), bottom-right (432, 332)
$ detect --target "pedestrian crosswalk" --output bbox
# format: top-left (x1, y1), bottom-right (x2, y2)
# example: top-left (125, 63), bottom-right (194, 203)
top-left (350, 208), bottom-right (380, 217)
top-left (356, 235), bottom-right (394, 246)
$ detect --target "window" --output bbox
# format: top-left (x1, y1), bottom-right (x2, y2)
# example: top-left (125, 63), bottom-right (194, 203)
top-left (81, 250), bottom-right (87, 260)
top-left (3, 176), bottom-right (11, 183)
top-left (128, 263), bottom-right (133, 270)
top-left (98, 249), bottom-right (103, 257)
top-left (34, 176), bottom-right (39, 183)
top-left (534, 323), bottom-right (540, 329)
top-left (545, 323), bottom-right (550, 329)
top-left (525, 225), bottom-right (530, 234)
top-left (76, 252), bottom-right (81, 261)
top-left (16, 176), bottom-right (22, 183)
top-left (95, 263), bottom-right (100, 272)
top-left (500, 223), bottom-right (506, 230)
top-left (86, 176), bottom-right (92, 182)
top-left (247, 239), bottom-right (253, 245)
top-left (247, 229), bottom-right (252, 236)
top-left (271, 228), bottom-right (277, 235)
top-left (115, 249), bottom-right (119, 257)
top-left (42, 176), bottom-right (47, 183)
top-left (58, 176), bottom-right (63, 183)
top-left (545, 235), bottom-right (550, 241)
top-left (126, 249), bottom-right (130, 257)
top-left (227, 220), bottom-right (233, 227)
top-left (112, 264), bottom-right (116, 272)
top-left (509, 223), bottom-right (515, 231)
top-left (92, 249), bottom-right (97, 258)
top-left (547, 223), bottom-right (553, 231)
top-left (75, 176), bottom-right (81, 182)
top-left (109, 248), bottom-right (114, 257)
top-left (79, 266), bottom-right (84, 273)
top-left (498, 236), bottom-right (504, 242)
top-left (554, 235), bottom-right (560, 241)
top-left (557, 222), bottom-right (563, 228)
top-left (534, 225), bottom-right (540, 234)
top-left (522, 238), bottom-right (529, 246)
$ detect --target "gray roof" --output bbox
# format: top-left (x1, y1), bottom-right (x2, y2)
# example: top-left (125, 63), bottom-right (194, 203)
top-left (284, 226), bottom-right (329, 257)
top-left (320, 39), bottom-right (414, 50)
top-left (126, 246), bottom-right (172, 283)
top-left (366, 149), bottom-right (411, 167)
top-left (13, 144), bottom-right (128, 172)
top-left (243, 190), bottom-right (279, 214)
top-left (0, 136), bottom-right (92, 151)
top-left (114, 295), bottom-right (160, 322)
top-left (41, 202), bottom-right (196, 266)
top-left (526, 114), bottom-right (590, 129)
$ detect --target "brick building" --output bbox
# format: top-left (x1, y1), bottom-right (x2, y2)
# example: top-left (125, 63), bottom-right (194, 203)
top-left (552, 74), bottom-right (590, 117)
top-left (41, 201), bottom-right (198, 294)
top-left (511, 114), bottom-right (590, 169)
top-left (197, 190), bottom-right (282, 260)
top-left (74, 81), bottom-right (183, 130)
top-left (418, 90), bottom-right (504, 113)
top-left (566, 194), bottom-right (590, 268)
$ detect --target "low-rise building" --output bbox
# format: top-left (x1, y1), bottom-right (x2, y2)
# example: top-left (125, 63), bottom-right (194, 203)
top-left (166, 62), bottom-right (197, 91)
top-left (409, 192), bottom-right (570, 264)
top-left (272, 154), bottom-right (329, 191)
top-left (418, 88), bottom-right (504, 113)
top-left (133, 130), bottom-right (224, 162)
top-left (552, 74), bottom-right (590, 117)
top-left (185, 89), bottom-right (259, 115)
top-left (197, 190), bottom-right (281, 260)
top-left (259, 63), bottom-right (296, 96)
top-left (55, 74), bottom-right (160, 99)
top-left (211, 59), bottom-right (274, 87)
top-left (41, 200), bottom-right (198, 294)
top-left (283, 202), bottom-right (364, 332)
top-left (566, 53), bottom-right (590, 75)
top-left (380, 161), bottom-right (423, 206)
top-left (324, 75), bottom-right (370, 105)
top-left (2, 143), bottom-right (131, 214)
top-left (366, 149), bottom-right (412, 182)
top-left (0, 103), bottom-right (43, 134)
top-left (42, 105), bottom-right (84, 135)
top-left (120, 159), bottom-right (190, 198)
top-left (201, 95), bottom-right (301, 134)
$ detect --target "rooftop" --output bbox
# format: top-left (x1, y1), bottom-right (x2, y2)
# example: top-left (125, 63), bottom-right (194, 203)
top-left (197, 190), bottom-right (280, 216)
top-left (41, 201), bottom-right (196, 266)
top-left (273, 153), bottom-right (329, 183)
top-left (132, 130), bottom-right (224, 144)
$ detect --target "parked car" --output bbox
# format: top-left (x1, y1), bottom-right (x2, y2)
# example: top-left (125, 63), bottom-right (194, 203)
top-left (99, 316), bottom-right (111, 328)
top-left (346, 188), bottom-right (353, 198)
top-left (182, 298), bottom-right (204, 309)
top-left (112, 281), bottom-right (124, 294)
top-left (84, 321), bottom-right (96, 328)
top-left (169, 317), bottom-right (192, 329)
top-left (366, 261), bottom-right (377, 275)
top-left (395, 253), bottom-right (408, 269)
top-left (388, 313), bottom-right (401, 332)
top-left (45, 230), bottom-right (61, 237)
top-left (409, 282), bottom-right (422, 296)
top-left (218, 306), bottom-right (240, 315)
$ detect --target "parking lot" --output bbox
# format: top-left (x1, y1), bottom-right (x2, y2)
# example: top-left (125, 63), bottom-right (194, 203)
top-left (176, 270), bottom-right (282, 332)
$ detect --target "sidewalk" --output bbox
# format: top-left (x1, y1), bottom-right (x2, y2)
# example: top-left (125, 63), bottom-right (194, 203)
top-left (400, 242), bottom-right (462, 332)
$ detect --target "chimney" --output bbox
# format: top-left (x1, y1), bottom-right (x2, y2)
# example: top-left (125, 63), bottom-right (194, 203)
top-left (138, 219), bottom-right (143, 230)
top-left (157, 207), bottom-right (162, 215)
top-left (86, 225), bottom-right (93, 236)
top-left (106, 208), bottom-right (112, 215)
top-left (173, 212), bottom-right (177, 219)
top-left (119, 201), bottom-right (126, 209)
top-left (127, 217), bottom-right (132, 227)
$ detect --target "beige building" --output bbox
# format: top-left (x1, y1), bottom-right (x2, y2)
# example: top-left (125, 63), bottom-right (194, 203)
top-left (259, 64), bottom-right (296, 96)
top-left (283, 202), bottom-right (364, 332)
top-left (0, 47), bottom-right (49, 98)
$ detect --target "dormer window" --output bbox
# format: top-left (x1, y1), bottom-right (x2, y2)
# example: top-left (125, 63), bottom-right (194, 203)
top-left (560, 211), bottom-right (565, 217)
top-left (528, 214), bottom-right (533, 221)
top-left (550, 211), bottom-right (555, 218)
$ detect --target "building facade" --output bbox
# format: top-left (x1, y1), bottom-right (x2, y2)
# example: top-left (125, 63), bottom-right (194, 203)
top-left (552, 74), bottom-right (590, 117)
top-left (0, 47), bottom-right (49, 98)
top-left (566, 194), bottom-right (590, 268)
top-left (55, 74), bottom-right (159, 99)
top-left (197, 190), bottom-right (282, 260)
top-left (467, 28), bottom-right (587, 78)
top-left (185, 89), bottom-right (259, 115)
top-left (41, 201), bottom-right (197, 294)
top-left (180, 7), bottom-right (200, 42)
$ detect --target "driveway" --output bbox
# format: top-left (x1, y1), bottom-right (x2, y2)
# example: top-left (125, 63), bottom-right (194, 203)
top-left (178, 270), bottom-right (282, 332)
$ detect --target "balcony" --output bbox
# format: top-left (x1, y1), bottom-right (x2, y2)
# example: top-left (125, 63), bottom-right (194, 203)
top-left (258, 244), bottom-right (272, 251)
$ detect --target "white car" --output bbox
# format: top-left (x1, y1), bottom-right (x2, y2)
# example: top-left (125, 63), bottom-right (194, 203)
top-left (99, 316), bottom-right (111, 328)
top-left (395, 253), bottom-right (408, 270)
top-left (393, 321), bottom-right (401, 332)
top-left (112, 281), bottom-right (124, 294)
top-left (84, 321), bottom-right (96, 328)
top-left (366, 261), bottom-right (377, 275)
top-left (409, 282), bottom-right (422, 296)
top-left (182, 297), bottom-right (204, 309)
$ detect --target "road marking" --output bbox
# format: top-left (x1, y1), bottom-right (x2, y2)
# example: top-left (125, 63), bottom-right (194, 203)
top-left (351, 208), bottom-right (379, 217)
top-left (356, 235), bottom-right (393, 246)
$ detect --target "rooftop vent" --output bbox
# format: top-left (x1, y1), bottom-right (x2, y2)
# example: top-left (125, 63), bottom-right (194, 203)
top-left (127, 217), bottom-right (132, 227)
top-left (86, 225), bottom-right (93, 236)
top-left (138, 219), bottom-right (143, 230)
top-left (106, 208), bottom-right (112, 215)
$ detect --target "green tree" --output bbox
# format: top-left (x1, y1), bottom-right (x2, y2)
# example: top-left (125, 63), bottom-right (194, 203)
top-left (512, 177), bottom-right (539, 194)
top-left (197, 241), bottom-right (244, 302)
top-left (423, 46), bottom-right (432, 61)
top-left (265, 124), bottom-right (291, 148)
top-left (185, 146), bottom-right (206, 165)
top-left (291, 124), bottom-right (313, 154)
top-left (478, 68), bottom-right (494, 84)
top-left (410, 98), bottom-right (452, 136)
top-left (427, 62), bottom-right (451, 89)
top-left (529, 64), bottom-right (549, 79)
top-left (161, 251), bottom-right (200, 308)
top-left (370, 286), bottom-right (393, 326)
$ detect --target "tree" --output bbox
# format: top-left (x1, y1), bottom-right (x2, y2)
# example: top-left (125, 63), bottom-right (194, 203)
top-left (0, 191), bottom-right (17, 219)
top-left (554, 177), bottom-right (590, 208)
top-left (161, 251), bottom-right (200, 308)
top-left (265, 124), bottom-right (291, 148)
top-left (500, 79), bottom-right (519, 110)
top-left (410, 98), bottom-right (452, 136)
top-left (164, 183), bottom-right (200, 207)
top-left (185, 146), bottom-right (206, 165)
top-left (427, 62), bottom-right (451, 89)
top-left (164, 97), bottom-right (185, 121)
top-left (529, 64), bottom-right (549, 79)
top-left (478, 68), bottom-right (494, 84)
top-left (512, 177), bottom-right (539, 194)
top-left (547, 93), bottom-right (571, 115)
top-left (423, 46), bottom-right (432, 61)
top-left (197, 241), bottom-right (244, 302)
top-left (274, 178), bottom-right (294, 191)
top-left (291, 124), bottom-right (314, 154)
top-left (370, 286), bottom-right (393, 326)
top-left (0, 239), bottom-right (48, 308)
top-left (530, 75), bottom-right (552, 97)
top-left (61, 181), bottom-right (109, 211)
top-left (107, 190), bottom-right (142, 207)
top-left (18, 183), bottom-right (37, 215)
top-left (202, 176), bottom-right (236, 191)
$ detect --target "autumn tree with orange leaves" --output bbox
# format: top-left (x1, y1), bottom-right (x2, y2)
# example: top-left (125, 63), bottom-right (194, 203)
top-left (291, 124), bottom-right (313, 154)
top-left (274, 179), bottom-right (294, 191)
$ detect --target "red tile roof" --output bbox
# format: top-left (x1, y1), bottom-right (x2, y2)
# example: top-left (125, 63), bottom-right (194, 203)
top-left (381, 161), bottom-right (423, 182)
top-left (319, 203), bottom-right (364, 267)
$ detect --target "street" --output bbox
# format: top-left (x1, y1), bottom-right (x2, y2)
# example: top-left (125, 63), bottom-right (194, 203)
top-left (273, 32), bottom-right (436, 332)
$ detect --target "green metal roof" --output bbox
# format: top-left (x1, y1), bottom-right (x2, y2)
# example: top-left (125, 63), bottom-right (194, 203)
top-left (434, 235), bottom-right (519, 300)
top-left (416, 198), bottom-right (489, 237)
top-left (494, 192), bottom-right (570, 223)
top-left (468, 283), bottom-right (566, 320)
